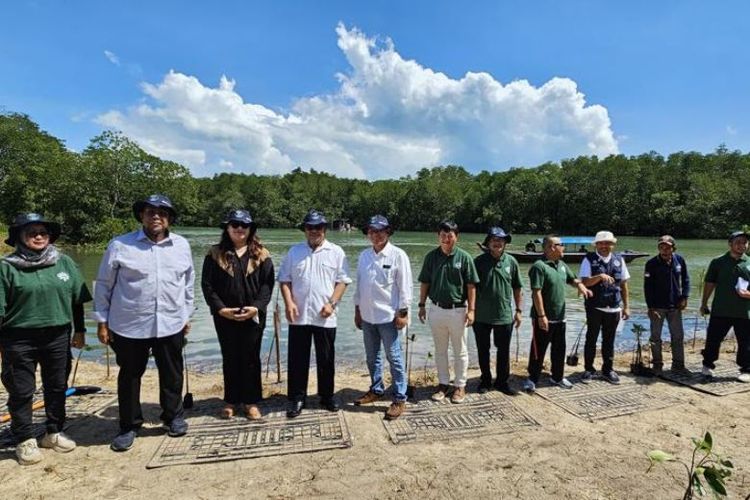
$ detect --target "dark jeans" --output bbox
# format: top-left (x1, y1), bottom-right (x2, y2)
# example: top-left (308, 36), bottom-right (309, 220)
top-left (287, 325), bottom-right (336, 402)
top-left (584, 309), bottom-right (620, 373)
top-left (215, 316), bottom-right (264, 405)
top-left (0, 325), bottom-right (71, 441)
top-left (702, 316), bottom-right (750, 371)
top-left (527, 321), bottom-right (566, 383)
top-left (111, 331), bottom-right (184, 432)
top-left (472, 322), bottom-right (513, 386)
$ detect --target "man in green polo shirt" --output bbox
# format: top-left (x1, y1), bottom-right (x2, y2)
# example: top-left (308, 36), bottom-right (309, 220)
top-left (472, 227), bottom-right (523, 395)
top-left (700, 231), bottom-right (750, 382)
top-left (418, 220), bottom-right (479, 403)
top-left (522, 235), bottom-right (592, 392)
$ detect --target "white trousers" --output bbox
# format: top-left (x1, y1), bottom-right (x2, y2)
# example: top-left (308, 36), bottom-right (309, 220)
top-left (428, 305), bottom-right (468, 387)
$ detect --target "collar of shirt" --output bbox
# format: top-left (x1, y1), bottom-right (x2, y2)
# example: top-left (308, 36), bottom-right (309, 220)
top-left (595, 252), bottom-right (613, 263)
top-left (371, 241), bottom-right (394, 258)
top-left (307, 238), bottom-right (333, 254)
top-left (438, 246), bottom-right (456, 257)
top-left (135, 228), bottom-right (173, 246)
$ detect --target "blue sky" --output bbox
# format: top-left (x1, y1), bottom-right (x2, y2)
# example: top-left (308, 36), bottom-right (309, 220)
top-left (2, 1), bottom-right (749, 178)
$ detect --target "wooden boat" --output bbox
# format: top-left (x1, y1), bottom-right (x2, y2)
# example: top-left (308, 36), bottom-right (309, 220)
top-left (504, 237), bottom-right (649, 264)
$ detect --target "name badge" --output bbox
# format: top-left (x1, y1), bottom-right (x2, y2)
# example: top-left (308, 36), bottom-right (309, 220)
top-left (383, 264), bottom-right (392, 269)
top-left (675, 265), bottom-right (681, 272)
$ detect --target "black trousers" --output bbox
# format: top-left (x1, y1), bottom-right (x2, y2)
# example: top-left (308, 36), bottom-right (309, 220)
top-left (472, 322), bottom-right (513, 386)
top-left (111, 331), bottom-right (184, 432)
top-left (0, 325), bottom-right (70, 441)
top-left (527, 322), bottom-right (566, 383)
top-left (287, 325), bottom-right (335, 402)
top-left (702, 316), bottom-right (750, 371)
top-left (214, 316), bottom-right (264, 405)
top-left (584, 309), bottom-right (620, 373)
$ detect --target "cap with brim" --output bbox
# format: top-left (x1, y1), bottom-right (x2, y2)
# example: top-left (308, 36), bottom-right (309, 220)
top-left (132, 194), bottom-right (177, 222)
top-left (483, 226), bottom-right (512, 245)
top-left (657, 235), bottom-right (676, 247)
top-left (362, 214), bottom-right (392, 234)
top-left (5, 213), bottom-right (61, 246)
top-left (220, 209), bottom-right (256, 229)
top-left (299, 210), bottom-right (328, 230)
top-left (728, 230), bottom-right (750, 242)
top-left (593, 230), bottom-right (617, 244)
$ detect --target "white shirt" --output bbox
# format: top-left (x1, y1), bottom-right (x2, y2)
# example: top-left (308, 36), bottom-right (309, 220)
top-left (354, 242), bottom-right (413, 324)
top-left (277, 239), bottom-right (352, 328)
top-left (579, 252), bottom-right (630, 313)
top-left (92, 229), bottom-right (195, 339)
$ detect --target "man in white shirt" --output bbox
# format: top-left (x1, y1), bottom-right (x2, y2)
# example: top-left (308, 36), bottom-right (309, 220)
top-left (579, 231), bottom-right (630, 384)
top-left (94, 194), bottom-right (194, 452)
top-left (278, 210), bottom-right (351, 418)
top-left (353, 215), bottom-right (412, 420)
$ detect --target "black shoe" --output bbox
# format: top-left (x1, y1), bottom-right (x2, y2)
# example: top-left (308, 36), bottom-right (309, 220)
top-left (494, 383), bottom-right (518, 396)
top-left (166, 416), bottom-right (188, 437)
top-left (477, 380), bottom-right (492, 394)
top-left (320, 397), bottom-right (340, 412)
top-left (286, 400), bottom-right (305, 418)
top-left (110, 430), bottom-right (136, 452)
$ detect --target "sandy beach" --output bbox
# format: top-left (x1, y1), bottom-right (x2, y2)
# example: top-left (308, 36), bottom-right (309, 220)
top-left (0, 341), bottom-right (748, 500)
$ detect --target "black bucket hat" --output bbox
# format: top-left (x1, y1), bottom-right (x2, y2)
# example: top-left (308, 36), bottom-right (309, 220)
top-left (132, 194), bottom-right (177, 222)
top-left (5, 213), bottom-right (61, 246)
top-left (299, 210), bottom-right (328, 230)
top-left (483, 226), bottom-right (512, 245)
top-left (362, 214), bottom-right (393, 235)
top-left (220, 209), bottom-right (257, 230)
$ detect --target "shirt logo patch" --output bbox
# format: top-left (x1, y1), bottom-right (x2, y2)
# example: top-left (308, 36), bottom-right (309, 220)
top-left (505, 266), bottom-right (511, 274)
top-left (614, 260), bottom-right (621, 268)
top-left (454, 262), bottom-right (462, 269)
top-left (57, 272), bottom-right (70, 282)
top-left (560, 265), bottom-right (566, 273)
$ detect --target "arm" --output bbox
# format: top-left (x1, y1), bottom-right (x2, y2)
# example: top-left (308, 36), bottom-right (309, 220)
top-left (183, 248), bottom-right (195, 334)
top-left (321, 281), bottom-right (348, 318)
top-left (280, 282), bottom-right (298, 322)
top-left (513, 287), bottom-right (523, 328)
top-left (418, 282), bottom-right (430, 323)
top-left (700, 282), bottom-right (716, 315)
top-left (393, 252), bottom-right (413, 330)
top-left (93, 241), bottom-right (118, 345)
top-left (249, 258), bottom-right (275, 312)
top-left (531, 288), bottom-right (548, 331)
top-left (200, 255), bottom-right (227, 314)
top-left (620, 280), bottom-right (630, 320)
top-left (465, 283), bottom-right (476, 326)
top-left (679, 256), bottom-right (689, 310)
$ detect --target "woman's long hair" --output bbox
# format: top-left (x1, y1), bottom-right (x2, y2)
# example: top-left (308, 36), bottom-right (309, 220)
top-left (218, 227), bottom-right (264, 260)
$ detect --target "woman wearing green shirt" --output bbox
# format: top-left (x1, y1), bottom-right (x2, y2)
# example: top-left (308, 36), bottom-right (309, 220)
top-left (0, 213), bottom-right (92, 465)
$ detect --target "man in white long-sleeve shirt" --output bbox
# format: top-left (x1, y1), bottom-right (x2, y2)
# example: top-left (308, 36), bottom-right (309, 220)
top-left (93, 194), bottom-right (194, 452)
top-left (353, 215), bottom-right (413, 420)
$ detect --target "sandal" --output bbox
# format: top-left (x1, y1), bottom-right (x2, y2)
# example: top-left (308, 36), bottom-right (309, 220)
top-left (220, 405), bottom-right (235, 419)
top-left (244, 404), bottom-right (262, 420)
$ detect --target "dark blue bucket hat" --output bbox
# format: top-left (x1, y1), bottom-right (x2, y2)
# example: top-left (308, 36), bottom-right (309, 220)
top-left (728, 230), bottom-right (750, 242)
top-left (5, 213), bottom-right (61, 246)
top-left (220, 209), bottom-right (256, 230)
top-left (132, 194), bottom-right (177, 222)
top-left (299, 209), bottom-right (328, 230)
top-left (362, 214), bottom-right (393, 235)
top-left (483, 226), bottom-right (512, 245)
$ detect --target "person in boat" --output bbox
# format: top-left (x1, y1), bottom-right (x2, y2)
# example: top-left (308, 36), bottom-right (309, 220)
top-left (353, 215), bottom-right (412, 420)
top-left (522, 235), bottom-right (592, 392)
top-left (644, 235), bottom-right (690, 373)
top-left (579, 231), bottom-right (631, 384)
top-left (700, 231), bottom-right (750, 383)
top-left (201, 210), bottom-right (274, 420)
top-left (0, 213), bottom-right (91, 465)
top-left (278, 210), bottom-right (351, 418)
top-left (417, 220), bottom-right (479, 404)
top-left (472, 227), bottom-right (523, 395)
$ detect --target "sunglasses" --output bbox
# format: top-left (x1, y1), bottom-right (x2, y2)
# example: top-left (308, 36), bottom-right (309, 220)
top-left (26, 230), bottom-right (50, 238)
top-left (229, 222), bottom-right (251, 229)
top-left (143, 208), bottom-right (170, 218)
top-left (305, 224), bottom-right (325, 231)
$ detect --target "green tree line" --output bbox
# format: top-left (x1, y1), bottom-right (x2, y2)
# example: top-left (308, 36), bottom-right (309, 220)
top-left (2, 111), bottom-right (748, 243)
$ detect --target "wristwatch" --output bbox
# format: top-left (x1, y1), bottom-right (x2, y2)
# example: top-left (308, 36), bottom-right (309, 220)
top-left (328, 299), bottom-right (338, 309)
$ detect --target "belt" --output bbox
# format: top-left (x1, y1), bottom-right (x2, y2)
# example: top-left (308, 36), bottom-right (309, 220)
top-left (431, 301), bottom-right (466, 309)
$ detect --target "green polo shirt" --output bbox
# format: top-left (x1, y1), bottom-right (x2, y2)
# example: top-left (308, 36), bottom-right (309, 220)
top-left (707, 252), bottom-right (750, 319)
top-left (418, 246), bottom-right (479, 305)
top-left (528, 259), bottom-right (577, 321)
top-left (474, 251), bottom-right (523, 325)
top-left (0, 254), bottom-right (92, 330)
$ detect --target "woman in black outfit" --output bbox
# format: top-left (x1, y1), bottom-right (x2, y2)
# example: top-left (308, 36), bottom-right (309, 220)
top-left (201, 210), bottom-right (274, 419)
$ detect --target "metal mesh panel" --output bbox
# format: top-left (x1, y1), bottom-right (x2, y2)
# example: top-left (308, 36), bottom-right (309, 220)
top-left (659, 360), bottom-right (750, 396)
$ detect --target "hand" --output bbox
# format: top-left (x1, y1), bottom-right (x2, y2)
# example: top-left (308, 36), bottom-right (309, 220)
top-left (700, 305), bottom-right (710, 316)
top-left (354, 308), bottom-right (363, 330)
top-left (394, 315), bottom-right (408, 330)
top-left (465, 309), bottom-right (475, 327)
top-left (647, 309), bottom-right (661, 321)
top-left (418, 306), bottom-right (427, 324)
top-left (219, 307), bottom-right (238, 320)
top-left (599, 273), bottom-right (615, 285)
top-left (677, 298), bottom-right (688, 311)
top-left (71, 331), bottom-right (86, 349)
top-left (320, 302), bottom-right (334, 318)
top-left (580, 286), bottom-right (594, 299)
top-left (183, 322), bottom-right (191, 335)
top-left (286, 303), bottom-right (299, 323)
top-left (232, 308), bottom-right (254, 321)
top-left (97, 323), bottom-right (111, 345)
top-left (537, 316), bottom-right (549, 332)
top-left (621, 308), bottom-right (630, 321)
top-left (513, 310), bottom-right (523, 329)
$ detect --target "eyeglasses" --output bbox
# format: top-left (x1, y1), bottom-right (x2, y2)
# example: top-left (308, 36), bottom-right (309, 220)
top-left (229, 222), bottom-right (250, 229)
top-left (143, 208), bottom-right (170, 218)
top-left (305, 224), bottom-right (325, 231)
top-left (26, 230), bottom-right (49, 238)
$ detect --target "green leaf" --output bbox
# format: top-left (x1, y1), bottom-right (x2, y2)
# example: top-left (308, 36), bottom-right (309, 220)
top-left (647, 450), bottom-right (675, 463)
top-left (703, 467), bottom-right (727, 496)
top-left (692, 474), bottom-right (705, 496)
top-left (703, 431), bottom-right (713, 451)
top-left (719, 459), bottom-right (733, 468)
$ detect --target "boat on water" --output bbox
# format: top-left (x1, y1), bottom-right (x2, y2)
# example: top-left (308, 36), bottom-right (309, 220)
top-left (505, 236), bottom-right (649, 264)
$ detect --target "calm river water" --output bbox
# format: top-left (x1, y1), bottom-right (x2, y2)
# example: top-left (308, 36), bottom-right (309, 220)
top-left (68, 229), bottom-right (726, 372)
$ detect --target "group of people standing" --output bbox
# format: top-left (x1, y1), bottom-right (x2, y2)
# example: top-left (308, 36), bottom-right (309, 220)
top-left (1, 195), bottom-right (749, 467)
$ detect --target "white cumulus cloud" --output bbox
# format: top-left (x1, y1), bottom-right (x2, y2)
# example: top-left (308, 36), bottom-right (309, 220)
top-left (96, 24), bottom-right (618, 179)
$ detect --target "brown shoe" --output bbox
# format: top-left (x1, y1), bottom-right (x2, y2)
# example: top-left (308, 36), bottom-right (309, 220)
top-left (220, 405), bottom-right (235, 419)
top-left (244, 404), bottom-right (262, 420)
top-left (431, 384), bottom-right (451, 401)
top-left (450, 387), bottom-right (466, 404)
top-left (354, 390), bottom-right (383, 406)
top-left (385, 402), bottom-right (406, 420)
